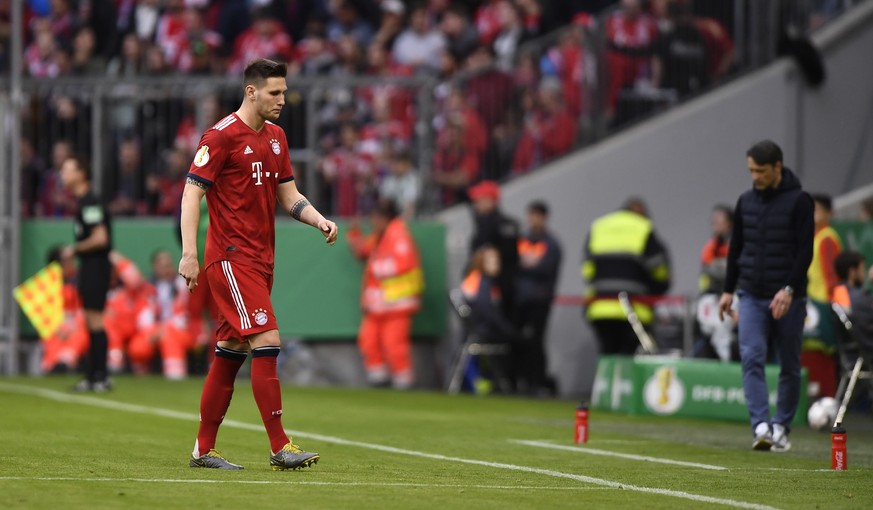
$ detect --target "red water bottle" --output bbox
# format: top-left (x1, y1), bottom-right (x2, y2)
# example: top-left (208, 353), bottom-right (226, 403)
top-left (574, 402), bottom-right (589, 444)
top-left (831, 424), bottom-right (847, 470)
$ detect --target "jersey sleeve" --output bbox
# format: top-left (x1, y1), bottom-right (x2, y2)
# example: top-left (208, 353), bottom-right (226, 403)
top-left (81, 199), bottom-right (109, 229)
top-left (278, 129), bottom-right (295, 183)
top-left (187, 129), bottom-right (228, 187)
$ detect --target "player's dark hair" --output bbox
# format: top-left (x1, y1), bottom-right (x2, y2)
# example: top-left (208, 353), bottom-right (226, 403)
top-left (811, 193), bottom-right (833, 212)
top-left (834, 250), bottom-right (864, 281)
top-left (746, 140), bottom-right (783, 166)
top-left (66, 154), bottom-right (91, 182)
top-left (243, 58), bottom-right (287, 86)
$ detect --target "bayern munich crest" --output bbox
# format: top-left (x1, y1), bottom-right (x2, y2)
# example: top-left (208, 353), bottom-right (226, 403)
top-left (252, 308), bottom-right (269, 326)
top-left (270, 139), bottom-right (281, 155)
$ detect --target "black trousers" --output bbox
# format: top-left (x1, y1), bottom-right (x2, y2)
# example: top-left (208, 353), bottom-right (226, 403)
top-left (512, 302), bottom-right (553, 391)
top-left (591, 319), bottom-right (644, 356)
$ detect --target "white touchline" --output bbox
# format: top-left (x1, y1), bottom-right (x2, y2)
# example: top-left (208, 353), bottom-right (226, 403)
top-left (0, 477), bottom-right (609, 491)
top-left (512, 440), bottom-right (728, 471)
top-left (0, 383), bottom-right (777, 510)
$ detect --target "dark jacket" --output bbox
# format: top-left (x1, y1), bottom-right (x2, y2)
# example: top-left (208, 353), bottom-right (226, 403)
top-left (724, 167), bottom-right (814, 299)
top-left (515, 230), bottom-right (562, 306)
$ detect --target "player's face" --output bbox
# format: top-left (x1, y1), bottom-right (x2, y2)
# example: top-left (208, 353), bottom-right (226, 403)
top-left (747, 157), bottom-right (781, 190)
top-left (254, 77), bottom-right (287, 121)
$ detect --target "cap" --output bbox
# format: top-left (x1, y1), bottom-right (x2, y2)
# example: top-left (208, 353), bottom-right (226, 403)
top-left (468, 181), bottom-right (500, 201)
top-left (382, 0), bottom-right (405, 15)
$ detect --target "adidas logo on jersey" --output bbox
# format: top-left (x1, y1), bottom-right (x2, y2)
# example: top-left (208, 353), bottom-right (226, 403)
top-left (244, 146), bottom-right (254, 154)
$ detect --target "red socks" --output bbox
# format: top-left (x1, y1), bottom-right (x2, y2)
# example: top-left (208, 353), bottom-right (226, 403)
top-left (195, 346), bottom-right (246, 456)
top-left (251, 346), bottom-right (289, 453)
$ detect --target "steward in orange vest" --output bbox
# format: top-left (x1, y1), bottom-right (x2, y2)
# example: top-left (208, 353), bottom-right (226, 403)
top-left (348, 200), bottom-right (424, 389)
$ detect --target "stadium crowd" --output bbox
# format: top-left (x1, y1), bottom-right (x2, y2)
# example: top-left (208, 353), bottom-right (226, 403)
top-left (11, 0), bottom-right (758, 219)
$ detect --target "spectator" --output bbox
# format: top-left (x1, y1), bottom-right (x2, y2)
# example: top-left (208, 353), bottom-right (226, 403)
top-left (128, 0), bottom-right (162, 42)
top-left (514, 200), bottom-right (562, 396)
top-left (143, 43), bottom-right (171, 75)
top-left (213, 0), bottom-right (252, 48)
top-left (604, 0), bottom-right (658, 116)
top-left (391, 3), bottom-right (446, 72)
top-left (38, 139), bottom-right (77, 217)
top-left (346, 199), bottom-right (424, 389)
top-left (70, 26), bottom-right (105, 75)
top-left (21, 137), bottom-right (47, 218)
top-left (229, 9), bottom-right (294, 74)
top-left (48, 0), bottom-right (78, 46)
top-left (317, 90), bottom-right (367, 152)
top-left (438, 86), bottom-right (488, 159)
top-left (431, 115), bottom-right (480, 207)
top-left (319, 123), bottom-right (373, 217)
top-left (25, 18), bottom-right (61, 78)
top-left (145, 147), bottom-right (188, 216)
top-left (512, 77), bottom-right (578, 174)
top-left (295, 21), bottom-right (336, 76)
top-left (107, 33), bottom-right (145, 77)
top-left (379, 148), bottom-right (421, 219)
top-left (516, 0), bottom-right (544, 35)
top-left (540, 20), bottom-right (592, 119)
top-left (110, 136), bottom-right (143, 216)
top-left (360, 94), bottom-right (412, 162)
top-left (331, 34), bottom-right (365, 77)
top-left (694, 12), bottom-right (735, 81)
top-left (475, 0), bottom-right (505, 47)
top-left (78, 0), bottom-right (118, 60)
top-left (361, 41), bottom-right (414, 127)
top-left (583, 197), bottom-right (671, 355)
top-left (327, 0), bottom-right (374, 49)
top-left (373, 0), bottom-right (406, 50)
top-left (802, 193), bottom-right (843, 400)
top-left (154, 0), bottom-right (186, 66)
top-left (469, 180), bottom-right (520, 318)
top-left (173, 6), bottom-right (223, 75)
top-left (439, 4), bottom-right (480, 62)
top-left (492, 0), bottom-right (535, 70)
top-left (464, 45), bottom-right (515, 133)
top-left (651, 1), bottom-right (709, 98)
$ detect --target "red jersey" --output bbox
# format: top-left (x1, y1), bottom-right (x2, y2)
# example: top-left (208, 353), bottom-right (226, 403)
top-left (187, 113), bottom-right (295, 273)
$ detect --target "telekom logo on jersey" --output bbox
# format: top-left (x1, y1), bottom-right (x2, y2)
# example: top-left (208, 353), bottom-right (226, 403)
top-left (251, 162), bottom-right (279, 186)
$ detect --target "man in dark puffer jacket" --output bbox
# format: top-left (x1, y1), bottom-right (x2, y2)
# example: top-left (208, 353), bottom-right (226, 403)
top-left (718, 140), bottom-right (814, 453)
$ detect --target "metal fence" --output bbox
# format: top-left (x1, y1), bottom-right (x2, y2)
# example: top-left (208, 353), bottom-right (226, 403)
top-left (1, 0), bottom-right (869, 374)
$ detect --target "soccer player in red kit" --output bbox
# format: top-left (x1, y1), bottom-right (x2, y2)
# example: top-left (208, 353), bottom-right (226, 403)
top-left (178, 58), bottom-right (338, 470)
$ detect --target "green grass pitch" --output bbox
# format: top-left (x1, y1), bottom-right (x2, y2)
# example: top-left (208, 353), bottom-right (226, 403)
top-left (1, 376), bottom-right (871, 509)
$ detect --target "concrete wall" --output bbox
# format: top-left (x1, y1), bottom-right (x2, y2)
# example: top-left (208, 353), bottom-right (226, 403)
top-left (437, 3), bottom-right (873, 399)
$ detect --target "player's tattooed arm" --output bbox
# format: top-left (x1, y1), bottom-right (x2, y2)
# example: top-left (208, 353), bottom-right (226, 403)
top-left (186, 177), bottom-right (210, 191)
top-left (289, 198), bottom-right (310, 220)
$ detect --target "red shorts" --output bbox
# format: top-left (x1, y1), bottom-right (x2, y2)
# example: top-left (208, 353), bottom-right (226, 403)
top-left (205, 261), bottom-right (277, 342)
